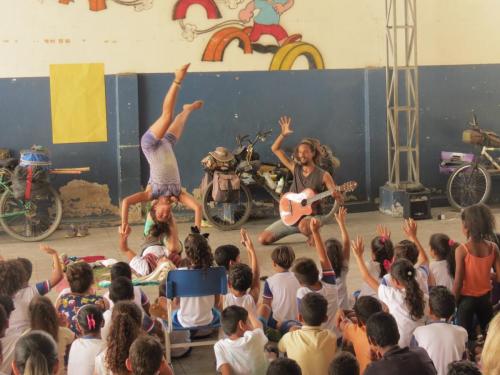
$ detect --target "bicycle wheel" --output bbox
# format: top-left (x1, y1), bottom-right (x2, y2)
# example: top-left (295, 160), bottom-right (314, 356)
top-left (0, 186), bottom-right (63, 241)
top-left (446, 163), bottom-right (491, 211)
top-left (202, 181), bottom-right (252, 231)
top-left (0, 168), bottom-right (13, 192)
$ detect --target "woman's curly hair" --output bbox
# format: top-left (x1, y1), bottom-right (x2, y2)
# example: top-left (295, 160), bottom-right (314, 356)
top-left (184, 229), bottom-right (213, 270)
top-left (0, 260), bottom-right (28, 297)
top-left (105, 301), bottom-right (142, 374)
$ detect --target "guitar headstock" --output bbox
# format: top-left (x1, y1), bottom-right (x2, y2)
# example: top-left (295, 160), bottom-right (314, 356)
top-left (339, 180), bottom-right (358, 193)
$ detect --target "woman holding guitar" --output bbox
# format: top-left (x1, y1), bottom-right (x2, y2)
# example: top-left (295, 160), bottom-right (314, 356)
top-left (258, 116), bottom-right (346, 246)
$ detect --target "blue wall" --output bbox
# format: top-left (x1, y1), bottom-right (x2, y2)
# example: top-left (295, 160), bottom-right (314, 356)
top-left (2, 65), bottom-right (500, 207)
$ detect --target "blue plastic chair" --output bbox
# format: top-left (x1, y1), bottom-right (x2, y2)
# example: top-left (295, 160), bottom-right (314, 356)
top-left (164, 266), bottom-right (227, 363)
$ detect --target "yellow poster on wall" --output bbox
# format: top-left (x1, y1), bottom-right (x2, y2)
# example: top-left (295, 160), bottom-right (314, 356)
top-left (50, 63), bottom-right (107, 144)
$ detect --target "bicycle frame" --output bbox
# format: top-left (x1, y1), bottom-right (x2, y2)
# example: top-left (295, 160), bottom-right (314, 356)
top-left (0, 178), bottom-right (31, 220)
top-left (480, 146), bottom-right (500, 174)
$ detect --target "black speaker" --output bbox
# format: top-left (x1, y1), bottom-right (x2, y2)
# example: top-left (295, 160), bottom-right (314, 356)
top-left (404, 191), bottom-right (432, 220)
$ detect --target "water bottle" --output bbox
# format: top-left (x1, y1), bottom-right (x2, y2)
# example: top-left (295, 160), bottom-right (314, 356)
top-left (263, 172), bottom-right (276, 190)
top-left (275, 177), bottom-right (285, 194)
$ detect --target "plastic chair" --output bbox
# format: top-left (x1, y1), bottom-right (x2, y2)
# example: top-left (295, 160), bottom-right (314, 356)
top-left (164, 266), bottom-right (227, 363)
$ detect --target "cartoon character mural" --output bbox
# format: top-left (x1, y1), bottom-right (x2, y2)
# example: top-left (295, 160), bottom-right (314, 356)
top-left (173, 0), bottom-right (325, 71)
top-left (58, 0), bottom-right (153, 12)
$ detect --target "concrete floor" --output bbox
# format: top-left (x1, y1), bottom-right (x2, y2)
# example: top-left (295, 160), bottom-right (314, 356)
top-left (0, 207), bottom-right (495, 374)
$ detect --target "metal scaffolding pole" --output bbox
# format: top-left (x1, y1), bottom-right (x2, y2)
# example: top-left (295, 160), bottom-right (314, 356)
top-left (385, 0), bottom-right (421, 189)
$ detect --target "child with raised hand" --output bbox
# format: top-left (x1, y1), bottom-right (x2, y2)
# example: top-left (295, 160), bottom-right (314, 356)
top-left (121, 63), bottom-right (204, 232)
top-left (278, 293), bottom-right (337, 375)
top-left (28, 295), bottom-right (74, 375)
top-left (358, 225), bottom-right (394, 298)
top-left (214, 305), bottom-right (269, 375)
top-left (67, 304), bottom-right (105, 375)
top-left (6, 245), bottom-right (63, 336)
top-left (352, 236), bottom-right (427, 347)
top-left (453, 204), bottom-right (500, 342)
top-left (224, 229), bottom-right (260, 313)
top-left (56, 262), bottom-right (107, 335)
top-left (293, 218), bottom-right (339, 334)
top-left (335, 296), bottom-right (382, 374)
top-left (325, 206), bottom-right (351, 309)
top-left (412, 286), bottom-right (467, 375)
top-left (428, 234), bottom-right (459, 290)
top-left (259, 244), bottom-right (300, 333)
top-left (381, 219), bottom-right (431, 295)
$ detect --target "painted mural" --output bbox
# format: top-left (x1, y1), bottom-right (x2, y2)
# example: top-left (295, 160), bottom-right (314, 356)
top-left (57, 0), bottom-right (153, 12)
top-left (172, 0), bottom-right (325, 71)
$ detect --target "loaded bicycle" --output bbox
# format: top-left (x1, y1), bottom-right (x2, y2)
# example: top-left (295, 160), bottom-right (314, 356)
top-left (446, 112), bottom-right (500, 210)
top-left (0, 146), bottom-right (88, 242)
top-left (200, 130), bottom-right (341, 230)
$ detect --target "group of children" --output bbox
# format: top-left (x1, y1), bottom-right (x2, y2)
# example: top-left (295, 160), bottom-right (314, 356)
top-left (0, 201), bottom-right (499, 375)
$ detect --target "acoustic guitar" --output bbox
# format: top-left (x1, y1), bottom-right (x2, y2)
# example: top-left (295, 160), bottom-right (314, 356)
top-left (279, 181), bottom-right (358, 226)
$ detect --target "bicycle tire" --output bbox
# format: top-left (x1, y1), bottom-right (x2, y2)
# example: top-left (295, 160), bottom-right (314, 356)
top-left (0, 186), bottom-right (63, 242)
top-left (446, 163), bottom-right (491, 211)
top-left (0, 168), bottom-right (13, 193)
top-left (202, 181), bottom-right (252, 231)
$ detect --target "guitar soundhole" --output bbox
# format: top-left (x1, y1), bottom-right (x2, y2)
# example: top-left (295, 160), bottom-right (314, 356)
top-left (301, 199), bottom-right (308, 207)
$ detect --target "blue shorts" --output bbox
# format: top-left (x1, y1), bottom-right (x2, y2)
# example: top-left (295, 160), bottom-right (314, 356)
top-left (172, 308), bottom-right (221, 330)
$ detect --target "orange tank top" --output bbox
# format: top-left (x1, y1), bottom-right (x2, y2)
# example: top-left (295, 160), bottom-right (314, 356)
top-left (461, 241), bottom-right (496, 297)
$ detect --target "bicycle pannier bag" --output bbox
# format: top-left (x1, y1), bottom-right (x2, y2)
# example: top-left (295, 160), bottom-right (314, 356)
top-left (463, 129), bottom-right (500, 147)
top-left (212, 171), bottom-right (240, 203)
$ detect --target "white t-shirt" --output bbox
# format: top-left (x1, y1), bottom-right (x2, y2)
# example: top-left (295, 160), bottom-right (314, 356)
top-left (297, 281), bottom-right (339, 335)
top-left (129, 245), bottom-right (167, 276)
top-left (336, 263), bottom-right (350, 309)
top-left (0, 330), bottom-right (28, 374)
top-left (7, 282), bottom-right (51, 336)
top-left (103, 285), bottom-right (148, 310)
top-left (68, 337), bottom-right (105, 375)
top-left (359, 260), bottom-right (382, 298)
top-left (262, 272), bottom-right (300, 322)
top-left (378, 284), bottom-right (427, 347)
top-left (413, 322), bottom-right (468, 375)
top-left (94, 350), bottom-right (112, 375)
top-left (383, 264), bottom-right (430, 295)
top-left (214, 328), bottom-right (269, 375)
top-left (224, 293), bottom-right (256, 313)
top-left (430, 260), bottom-right (454, 290)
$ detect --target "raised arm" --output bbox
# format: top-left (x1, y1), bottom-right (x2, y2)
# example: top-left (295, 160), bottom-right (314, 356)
top-left (309, 218), bottom-right (333, 271)
top-left (241, 228), bottom-right (260, 304)
top-left (352, 236), bottom-right (380, 291)
top-left (403, 219), bottom-right (429, 267)
top-left (271, 116), bottom-right (295, 172)
top-left (121, 189), bottom-right (152, 233)
top-left (40, 245), bottom-right (63, 288)
top-left (118, 226), bottom-right (138, 262)
top-left (273, 0), bottom-right (294, 14)
top-left (334, 206), bottom-right (350, 262)
top-left (149, 64), bottom-right (189, 140)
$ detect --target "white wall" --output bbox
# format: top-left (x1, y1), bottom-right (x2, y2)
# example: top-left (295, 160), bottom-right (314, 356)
top-left (0, 0), bottom-right (498, 78)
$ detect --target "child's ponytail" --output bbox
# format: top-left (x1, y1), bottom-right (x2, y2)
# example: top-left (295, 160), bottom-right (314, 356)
top-left (371, 236), bottom-right (394, 278)
top-left (14, 331), bottom-right (58, 375)
top-left (430, 233), bottom-right (458, 278)
top-left (390, 259), bottom-right (425, 321)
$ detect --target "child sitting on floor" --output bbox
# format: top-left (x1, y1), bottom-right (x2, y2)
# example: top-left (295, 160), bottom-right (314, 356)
top-left (215, 244), bottom-right (241, 272)
top-left (5, 245), bottom-right (63, 336)
top-left (214, 305), bottom-right (269, 375)
top-left (412, 286), bottom-right (467, 375)
top-left (335, 296), bottom-right (382, 374)
top-left (67, 304), bottom-right (105, 375)
top-left (224, 229), bottom-right (260, 313)
top-left (428, 234), bottom-right (458, 290)
top-left (56, 262), bottom-right (107, 335)
top-left (293, 218), bottom-right (339, 335)
top-left (353, 236), bottom-right (427, 348)
top-left (278, 293), bottom-right (337, 375)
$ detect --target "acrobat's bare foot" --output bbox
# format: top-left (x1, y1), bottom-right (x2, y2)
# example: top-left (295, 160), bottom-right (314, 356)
top-left (175, 63), bottom-right (190, 83)
top-left (183, 100), bottom-right (204, 112)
